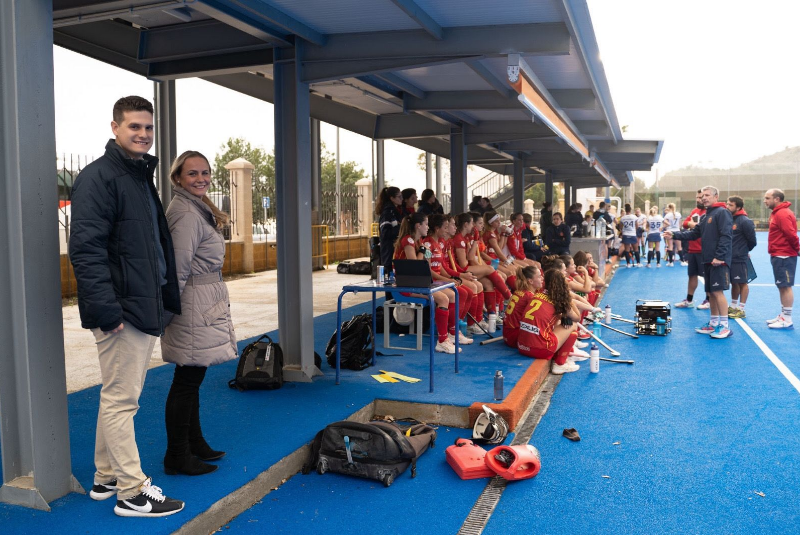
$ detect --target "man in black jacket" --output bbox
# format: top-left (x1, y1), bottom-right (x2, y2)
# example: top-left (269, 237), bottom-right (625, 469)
top-left (69, 96), bottom-right (184, 517)
top-left (726, 196), bottom-right (757, 319)
top-left (667, 186), bottom-right (733, 339)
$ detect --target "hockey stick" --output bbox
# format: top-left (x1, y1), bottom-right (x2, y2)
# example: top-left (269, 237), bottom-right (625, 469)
top-left (610, 314), bottom-right (635, 324)
top-left (479, 336), bottom-right (505, 346)
top-left (594, 321), bottom-right (639, 339)
top-left (599, 357), bottom-right (634, 365)
top-left (577, 323), bottom-right (621, 357)
top-left (465, 312), bottom-right (493, 338)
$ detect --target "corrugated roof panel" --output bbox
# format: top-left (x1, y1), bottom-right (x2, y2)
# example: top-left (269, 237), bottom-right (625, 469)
top-left (395, 63), bottom-right (493, 92)
top-left (564, 108), bottom-right (604, 121)
top-left (264, 0), bottom-right (419, 34)
top-left (416, 0), bottom-right (562, 26)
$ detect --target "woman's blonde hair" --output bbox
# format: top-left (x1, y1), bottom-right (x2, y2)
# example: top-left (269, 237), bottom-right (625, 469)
top-left (170, 151), bottom-right (230, 229)
top-left (649, 206), bottom-right (658, 216)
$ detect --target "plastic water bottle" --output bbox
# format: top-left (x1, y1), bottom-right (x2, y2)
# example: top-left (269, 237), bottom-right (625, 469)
top-left (656, 317), bottom-right (666, 336)
top-left (592, 320), bottom-right (601, 339)
top-left (488, 314), bottom-right (497, 334)
top-left (494, 370), bottom-right (504, 400)
top-left (590, 344), bottom-right (600, 373)
top-left (458, 319), bottom-right (468, 338)
top-left (377, 265), bottom-right (384, 284)
top-left (388, 271), bottom-right (395, 286)
top-left (604, 305), bottom-right (612, 324)
top-left (491, 258), bottom-right (500, 270)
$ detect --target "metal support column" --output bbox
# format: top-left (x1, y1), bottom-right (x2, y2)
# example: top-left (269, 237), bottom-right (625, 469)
top-left (449, 129), bottom-right (467, 214)
top-left (154, 79), bottom-right (176, 205)
top-left (435, 156), bottom-right (442, 200)
top-left (311, 118), bottom-right (321, 221)
top-left (563, 180), bottom-right (572, 211)
top-left (376, 139), bottom-right (385, 193)
top-left (0, 0), bottom-right (83, 510)
top-left (273, 43), bottom-right (318, 381)
top-left (425, 152), bottom-right (432, 190)
top-left (545, 172), bottom-right (554, 205)
top-left (513, 157), bottom-right (524, 214)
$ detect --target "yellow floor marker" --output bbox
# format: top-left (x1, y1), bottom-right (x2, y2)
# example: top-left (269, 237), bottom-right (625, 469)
top-left (379, 370), bottom-right (421, 383)
top-left (371, 374), bottom-right (399, 383)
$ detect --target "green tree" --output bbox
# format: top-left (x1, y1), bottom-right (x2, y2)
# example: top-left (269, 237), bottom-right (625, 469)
top-left (321, 142), bottom-right (367, 191)
top-left (524, 183), bottom-right (560, 206)
top-left (213, 137), bottom-right (275, 226)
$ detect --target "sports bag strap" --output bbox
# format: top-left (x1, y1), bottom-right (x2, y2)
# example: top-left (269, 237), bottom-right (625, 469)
top-left (302, 429), bottom-right (325, 475)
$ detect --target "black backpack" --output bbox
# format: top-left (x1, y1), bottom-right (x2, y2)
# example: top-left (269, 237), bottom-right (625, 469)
top-left (325, 313), bottom-right (373, 371)
top-left (229, 334), bottom-right (284, 391)
top-left (303, 419), bottom-right (437, 487)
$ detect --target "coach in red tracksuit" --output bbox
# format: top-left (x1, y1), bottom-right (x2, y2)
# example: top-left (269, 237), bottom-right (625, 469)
top-left (763, 189), bottom-right (800, 329)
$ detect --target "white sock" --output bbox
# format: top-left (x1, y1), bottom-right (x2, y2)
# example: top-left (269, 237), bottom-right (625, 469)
top-left (731, 299), bottom-right (739, 308)
top-left (739, 302), bottom-right (746, 311)
top-left (710, 315), bottom-right (720, 326)
top-left (720, 318), bottom-right (729, 328)
top-left (782, 307), bottom-right (793, 320)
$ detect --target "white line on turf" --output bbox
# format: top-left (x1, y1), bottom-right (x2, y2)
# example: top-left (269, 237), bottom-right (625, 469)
top-left (736, 318), bottom-right (800, 395)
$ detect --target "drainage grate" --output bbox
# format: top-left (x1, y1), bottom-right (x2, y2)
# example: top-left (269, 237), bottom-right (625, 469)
top-left (456, 375), bottom-right (561, 535)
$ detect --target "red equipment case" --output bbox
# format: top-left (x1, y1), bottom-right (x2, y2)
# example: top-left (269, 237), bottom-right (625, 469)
top-left (445, 438), bottom-right (496, 479)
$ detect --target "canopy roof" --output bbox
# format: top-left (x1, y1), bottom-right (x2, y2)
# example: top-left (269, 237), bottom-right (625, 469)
top-left (53, 0), bottom-right (662, 187)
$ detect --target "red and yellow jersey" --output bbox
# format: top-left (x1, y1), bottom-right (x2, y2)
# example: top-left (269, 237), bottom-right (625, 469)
top-left (503, 290), bottom-right (535, 333)
top-left (420, 236), bottom-right (444, 274)
top-left (482, 229), bottom-right (500, 259)
top-left (516, 291), bottom-right (559, 355)
top-left (451, 233), bottom-right (470, 273)
top-left (507, 227), bottom-right (525, 260)
top-left (394, 234), bottom-right (418, 260)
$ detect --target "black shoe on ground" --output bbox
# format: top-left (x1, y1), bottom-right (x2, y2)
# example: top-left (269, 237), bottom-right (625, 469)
top-left (190, 439), bottom-right (226, 461)
top-left (164, 452), bottom-right (218, 476)
top-left (89, 479), bottom-right (117, 501)
top-left (114, 478), bottom-right (184, 517)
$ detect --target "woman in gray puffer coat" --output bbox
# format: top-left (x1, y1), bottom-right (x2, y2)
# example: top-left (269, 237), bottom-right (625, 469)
top-left (161, 151), bottom-right (237, 476)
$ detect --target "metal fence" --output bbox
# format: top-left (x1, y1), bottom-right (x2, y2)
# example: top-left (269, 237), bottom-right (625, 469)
top-left (320, 184), bottom-right (363, 236)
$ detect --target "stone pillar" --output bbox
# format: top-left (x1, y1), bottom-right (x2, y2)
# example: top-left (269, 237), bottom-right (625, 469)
top-left (523, 198), bottom-right (535, 216)
top-left (356, 177), bottom-right (373, 236)
top-left (225, 157), bottom-right (254, 273)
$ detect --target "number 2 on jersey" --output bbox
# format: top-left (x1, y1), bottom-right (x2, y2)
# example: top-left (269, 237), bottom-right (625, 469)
top-left (524, 300), bottom-right (543, 321)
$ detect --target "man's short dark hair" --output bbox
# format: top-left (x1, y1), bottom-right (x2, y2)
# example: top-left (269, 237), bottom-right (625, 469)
top-left (552, 212), bottom-right (563, 219)
top-left (770, 189), bottom-right (785, 202)
top-left (728, 196), bottom-right (744, 209)
top-left (598, 201), bottom-right (606, 209)
top-left (113, 96), bottom-right (154, 124)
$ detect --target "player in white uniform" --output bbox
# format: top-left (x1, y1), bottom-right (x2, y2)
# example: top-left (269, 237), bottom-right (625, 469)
top-left (619, 204), bottom-right (640, 267)
top-left (662, 203), bottom-right (682, 266)
top-left (645, 206), bottom-right (664, 267)
top-left (635, 207), bottom-right (647, 259)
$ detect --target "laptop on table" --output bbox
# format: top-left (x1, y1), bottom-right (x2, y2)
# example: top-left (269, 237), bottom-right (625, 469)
top-left (392, 259), bottom-right (435, 288)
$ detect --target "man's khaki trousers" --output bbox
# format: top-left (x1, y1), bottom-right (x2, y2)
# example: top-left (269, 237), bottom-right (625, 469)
top-left (91, 322), bottom-right (157, 500)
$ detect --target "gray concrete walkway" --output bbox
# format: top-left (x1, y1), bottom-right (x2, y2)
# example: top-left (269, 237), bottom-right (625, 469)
top-left (63, 264), bottom-right (372, 393)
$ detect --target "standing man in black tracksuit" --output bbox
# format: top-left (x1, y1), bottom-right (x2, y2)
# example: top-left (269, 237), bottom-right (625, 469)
top-left (666, 186), bottom-right (733, 339)
top-left (69, 96), bottom-right (184, 517)
top-left (726, 196), bottom-right (757, 319)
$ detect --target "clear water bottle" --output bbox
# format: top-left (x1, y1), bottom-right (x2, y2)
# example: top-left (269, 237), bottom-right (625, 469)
top-left (388, 271), bottom-right (395, 286)
top-left (590, 344), bottom-right (600, 373)
top-left (604, 305), bottom-right (612, 324)
top-left (488, 314), bottom-right (497, 334)
top-left (494, 370), bottom-right (504, 400)
top-left (377, 265), bottom-right (384, 284)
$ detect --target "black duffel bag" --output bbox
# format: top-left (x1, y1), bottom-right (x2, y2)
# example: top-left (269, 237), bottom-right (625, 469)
top-left (325, 313), bottom-right (373, 371)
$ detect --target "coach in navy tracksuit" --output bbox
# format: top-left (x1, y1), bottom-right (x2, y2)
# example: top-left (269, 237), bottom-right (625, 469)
top-left (667, 186), bottom-right (733, 338)
top-left (726, 196), bottom-right (757, 318)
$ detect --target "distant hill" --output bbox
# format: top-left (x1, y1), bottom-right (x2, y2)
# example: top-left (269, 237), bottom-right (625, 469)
top-left (663, 146), bottom-right (800, 178)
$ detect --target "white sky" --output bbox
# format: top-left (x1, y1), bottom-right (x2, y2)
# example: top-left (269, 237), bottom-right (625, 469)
top-left (587, 0), bottom-right (800, 183)
top-left (54, 1), bottom-right (800, 189)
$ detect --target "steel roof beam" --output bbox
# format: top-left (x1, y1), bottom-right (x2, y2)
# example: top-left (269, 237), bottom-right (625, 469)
top-left (374, 72), bottom-right (426, 99)
top-left (404, 90), bottom-right (520, 111)
top-left (54, 20), bottom-right (147, 76)
top-left (191, 0), bottom-right (293, 46)
top-left (572, 120), bottom-right (609, 136)
top-left (138, 19), bottom-right (272, 63)
top-left (147, 49), bottom-right (274, 80)
top-left (465, 59), bottom-right (515, 98)
top-left (590, 139), bottom-right (661, 154)
top-left (302, 23), bottom-right (570, 82)
top-left (221, 0), bottom-right (326, 46)
top-left (389, 0), bottom-right (442, 40)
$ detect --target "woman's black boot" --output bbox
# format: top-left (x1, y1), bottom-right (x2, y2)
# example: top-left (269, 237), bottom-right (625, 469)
top-left (165, 365), bottom-right (217, 475)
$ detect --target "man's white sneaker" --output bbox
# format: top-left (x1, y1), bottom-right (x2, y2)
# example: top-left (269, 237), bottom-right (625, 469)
top-left (767, 316), bottom-right (794, 329)
top-left (674, 299), bottom-right (694, 308)
top-left (680, 261), bottom-right (689, 266)
top-left (697, 300), bottom-right (710, 310)
top-left (552, 362), bottom-right (580, 375)
top-left (574, 340), bottom-right (589, 349)
top-left (90, 479), bottom-right (118, 501)
top-left (766, 315), bottom-right (783, 324)
top-left (114, 478), bottom-right (184, 518)
top-left (568, 348), bottom-right (590, 362)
